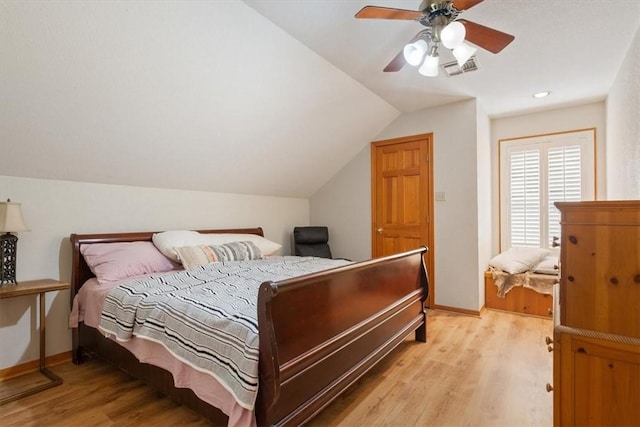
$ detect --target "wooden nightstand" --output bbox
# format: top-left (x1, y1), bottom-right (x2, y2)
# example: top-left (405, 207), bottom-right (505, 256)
top-left (0, 278), bottom-right (70, 405)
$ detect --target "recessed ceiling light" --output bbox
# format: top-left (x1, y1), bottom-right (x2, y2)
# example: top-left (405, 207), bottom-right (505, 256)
top-left (533, 91), bottom-right (551, 98)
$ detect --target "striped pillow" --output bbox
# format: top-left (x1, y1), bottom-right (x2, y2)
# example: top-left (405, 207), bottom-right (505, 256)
top-left (175, 241), bottom-right (263, 270)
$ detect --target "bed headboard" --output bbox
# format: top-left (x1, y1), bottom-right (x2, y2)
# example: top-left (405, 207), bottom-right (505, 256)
top-left (69, 227), bottom-right (265, 298)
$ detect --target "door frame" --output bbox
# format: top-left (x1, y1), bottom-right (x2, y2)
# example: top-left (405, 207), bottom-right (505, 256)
top-left (371, 133), bottom-right (435, 307)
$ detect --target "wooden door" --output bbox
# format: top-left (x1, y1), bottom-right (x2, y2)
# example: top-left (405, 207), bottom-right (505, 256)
top-left (371, 134), bottom-right (434, 307)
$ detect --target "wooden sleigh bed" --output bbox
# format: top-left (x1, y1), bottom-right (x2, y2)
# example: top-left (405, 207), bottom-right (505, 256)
top-left (70, 227), bottom-right (429, 426)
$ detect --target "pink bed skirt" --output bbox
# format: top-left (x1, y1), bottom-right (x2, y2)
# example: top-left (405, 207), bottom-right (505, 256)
top-left (70, 276), bottom-right (256, 427)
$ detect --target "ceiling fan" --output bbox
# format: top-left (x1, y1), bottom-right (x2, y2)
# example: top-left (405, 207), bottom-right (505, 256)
top-left (355, 0), bottom-right (515, 76)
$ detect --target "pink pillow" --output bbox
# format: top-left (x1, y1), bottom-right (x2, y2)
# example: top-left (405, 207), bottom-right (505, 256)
top-left (81, 241), bottom-right (176, 285)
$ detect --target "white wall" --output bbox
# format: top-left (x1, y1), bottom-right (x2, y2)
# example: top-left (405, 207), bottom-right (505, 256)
top-left (310, 148), bottom-right (371, 261)
top-left (0, 176), bottom-right (308, 369)
top-left (606, 26), bottom-right (640, 199)
top-left (476, 106), bottom-right (492, 309)
top-left (490, 102), bottom-right (607, 254)
top-left (311, 99), bottom-right (484, 311)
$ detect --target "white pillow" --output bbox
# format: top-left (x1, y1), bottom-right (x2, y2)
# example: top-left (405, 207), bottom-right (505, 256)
top-left (489, 247), bottom-right (550, 274)
top-left (533, 255), bottom-right (559, 275)
top-left (152, 230), bottom-right (282, 262)
top-left (152, 230), bottom-right (202, 262)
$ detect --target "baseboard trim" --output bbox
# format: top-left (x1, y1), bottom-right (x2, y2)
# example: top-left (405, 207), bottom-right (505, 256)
top-left (484, 307), bottom-right (555, 320)
top-left (0, 351), bottom-right (72, 381)
top-left (433, 304), bottom-right (481, 317)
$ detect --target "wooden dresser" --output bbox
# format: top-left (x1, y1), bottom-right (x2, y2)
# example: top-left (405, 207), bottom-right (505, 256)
top-left (550, 201), bottom-right (640, 426)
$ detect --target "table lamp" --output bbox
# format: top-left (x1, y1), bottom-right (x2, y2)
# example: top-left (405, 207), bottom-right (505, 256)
top-left (0, 199), bottom-right (29, 285)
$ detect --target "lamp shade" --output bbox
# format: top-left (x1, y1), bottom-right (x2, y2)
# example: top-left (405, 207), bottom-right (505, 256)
top-left (441, 21), bottom-right (466, 49)
top-left (452, 42), bottom-right (477, 67)
top-left (0, 200), bottom-right (29, 233)
top-left (418, 54), bottom-right (439, 77)
top-left (403, 39), bottom-right (428, 66)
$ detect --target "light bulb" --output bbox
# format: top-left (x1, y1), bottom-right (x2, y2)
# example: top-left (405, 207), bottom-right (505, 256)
top-left (403, 39), bottom-right (428, 66)
top-left (533, 91), bottom-right (551, 98)
top-left (452, 42), bottom-right (477, 67)
top-left (418, 54), bottom-right (439, 77)
top-left (441, 21), bottom-right (466, 49)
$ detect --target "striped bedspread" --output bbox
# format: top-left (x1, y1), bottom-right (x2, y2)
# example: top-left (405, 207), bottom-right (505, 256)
top-left (98, 256), bottom-right (350, 410)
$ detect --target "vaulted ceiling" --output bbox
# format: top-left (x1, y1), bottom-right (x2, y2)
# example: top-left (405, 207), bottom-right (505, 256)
top-left (244, 0), bottom-right (640, 116)
top-left (1, 1), bottom-right (638, 198)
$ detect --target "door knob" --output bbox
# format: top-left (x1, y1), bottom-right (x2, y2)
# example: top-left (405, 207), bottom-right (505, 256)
top-left (376, 228), bottom-right (383, 234)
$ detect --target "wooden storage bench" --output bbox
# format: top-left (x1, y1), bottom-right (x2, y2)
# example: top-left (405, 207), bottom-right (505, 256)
top-left (484, 271), bottom-right (553, 318)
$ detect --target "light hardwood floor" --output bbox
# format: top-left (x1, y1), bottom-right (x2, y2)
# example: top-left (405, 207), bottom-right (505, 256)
top-left (0, 309), bottom-right (553, 426)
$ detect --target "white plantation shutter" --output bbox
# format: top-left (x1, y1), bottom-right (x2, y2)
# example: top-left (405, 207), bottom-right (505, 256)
top-left (500, 129), bottom-right (595, 250)
top-left (510, 149), bottom-right (540, 247)
top-left (547, 145), bottom-right (582, 246)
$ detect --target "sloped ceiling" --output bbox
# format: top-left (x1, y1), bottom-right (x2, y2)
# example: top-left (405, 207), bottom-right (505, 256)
top-left (244, 0), bottom-right (640, 117)
top-left (0, 1), bottom-right (398, 198)
top-left (2, 1), bottom-right (639, 199)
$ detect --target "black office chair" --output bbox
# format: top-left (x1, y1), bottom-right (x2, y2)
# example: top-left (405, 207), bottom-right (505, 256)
top-left (293, 226), bottom-right (332, 258)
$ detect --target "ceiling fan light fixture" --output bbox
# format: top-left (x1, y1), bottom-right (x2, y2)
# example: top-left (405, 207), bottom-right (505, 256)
top-left (441, 21), bottom-right (466, 49)
top-left (452, 42), bottom-right (477, 67)
top-left (419, 53), bottom-right (439, 77)
top-left (403, 39), bottom-right (428, 66)
top-left (355, 2), bottom-right (516, 76)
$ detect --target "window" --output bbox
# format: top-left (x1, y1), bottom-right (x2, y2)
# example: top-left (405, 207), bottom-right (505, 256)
top-left (500, 129), bottom-right (595, 250)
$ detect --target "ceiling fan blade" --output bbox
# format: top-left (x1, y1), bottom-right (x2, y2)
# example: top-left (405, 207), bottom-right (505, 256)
top-left (383, 32), bottom-right (424, 72)
top-left (452, 0), bottom-right (484, 11)
top-left (383, 50), bottom-right (406, 72)
top-left (458, 19), bottom-right (515, 53)
top-left (355, 6), bottom-right (423, 20)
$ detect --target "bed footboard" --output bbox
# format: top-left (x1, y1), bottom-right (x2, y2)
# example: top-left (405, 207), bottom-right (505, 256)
top-left (257, 247), bottom-right (429, 426)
